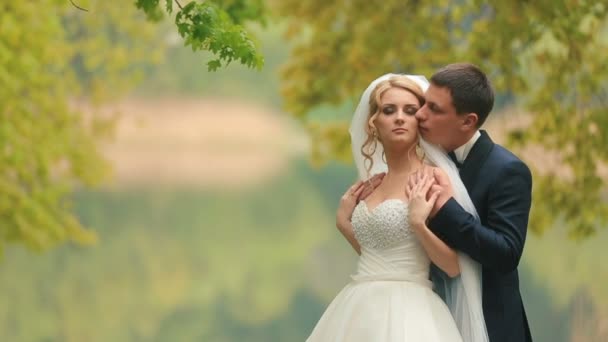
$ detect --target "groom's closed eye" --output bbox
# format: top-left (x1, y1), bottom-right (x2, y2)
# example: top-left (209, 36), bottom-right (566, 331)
top-left (428, 103), bottom-right (443, 114)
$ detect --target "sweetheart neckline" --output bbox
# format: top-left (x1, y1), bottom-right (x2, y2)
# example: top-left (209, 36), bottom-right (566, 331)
top-left (360, 198), bottom-right (408, 213)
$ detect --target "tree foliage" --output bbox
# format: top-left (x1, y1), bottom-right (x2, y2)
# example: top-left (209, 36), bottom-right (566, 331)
top-left (135, 0), bottom-right (266, 71)
top-left (3, 0), bottom-right (606, 254)
top-left (272, 1), bottom-right (608, 238)
top-left (0, 0), bottom-right (162, 253)
top-left (1, 0), bottom-right (267, 254)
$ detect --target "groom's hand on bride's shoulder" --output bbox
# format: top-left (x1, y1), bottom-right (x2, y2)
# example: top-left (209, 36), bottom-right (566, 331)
top-left (429, 168), bottom-right (454, 217)
top-left (357, 172), bottom-right (386, 203)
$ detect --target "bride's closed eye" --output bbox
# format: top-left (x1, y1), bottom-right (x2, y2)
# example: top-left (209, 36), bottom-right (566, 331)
top-left (404, 106), bottom-right (419, 115)
top-left (382, 105), bottom-right (396, 114)
top-left (381, 105), bottom-right (419, 115)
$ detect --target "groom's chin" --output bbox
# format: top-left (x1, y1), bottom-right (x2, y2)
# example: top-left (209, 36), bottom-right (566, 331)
top-left (418, 128), bottom-right (430, 139)
top-left (418, 130), bottom-right (441, 146)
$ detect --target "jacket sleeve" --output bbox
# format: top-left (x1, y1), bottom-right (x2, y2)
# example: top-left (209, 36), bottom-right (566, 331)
top-left (428, 160), bottom-right (532, 273)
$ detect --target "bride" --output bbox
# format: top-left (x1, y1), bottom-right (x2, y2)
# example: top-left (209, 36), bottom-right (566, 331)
top-left (306, 74), bottom-right (488, 341)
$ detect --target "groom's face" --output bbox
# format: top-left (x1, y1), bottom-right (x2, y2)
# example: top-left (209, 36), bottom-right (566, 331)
top-left (415, 84), bottom-right (465, 152)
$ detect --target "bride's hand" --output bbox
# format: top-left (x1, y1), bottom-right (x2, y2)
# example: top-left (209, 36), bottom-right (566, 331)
top-left (336, 180), bottom-right (365, 231)
top-left (406, 170), bottom-right (441, 231)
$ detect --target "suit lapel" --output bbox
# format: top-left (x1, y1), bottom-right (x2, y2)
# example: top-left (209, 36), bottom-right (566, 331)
top-left (459, 130), bottom-right (494, 190)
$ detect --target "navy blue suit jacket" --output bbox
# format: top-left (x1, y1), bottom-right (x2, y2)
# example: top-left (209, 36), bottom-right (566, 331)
top-left (429, 130), bottom-right (533, 342)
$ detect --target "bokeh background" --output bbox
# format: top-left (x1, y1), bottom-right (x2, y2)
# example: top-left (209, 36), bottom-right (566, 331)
top-left (1, 1), bottom-right (607, 341)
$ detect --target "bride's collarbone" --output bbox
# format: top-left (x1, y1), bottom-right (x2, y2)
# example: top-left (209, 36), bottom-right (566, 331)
top-left (363, 177), bottom-right (410, 207)
top-left (363, 192), bottom-right (408, 210)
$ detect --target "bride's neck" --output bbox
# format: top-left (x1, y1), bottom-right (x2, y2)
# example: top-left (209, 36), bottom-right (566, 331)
top-left (383, 145), bottom-right (422, 181)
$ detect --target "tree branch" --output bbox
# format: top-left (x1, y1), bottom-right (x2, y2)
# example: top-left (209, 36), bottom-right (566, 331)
top-left (175, 0), bottom-right (184, 10)
top-left (69, 0), bottom-right (88, 12)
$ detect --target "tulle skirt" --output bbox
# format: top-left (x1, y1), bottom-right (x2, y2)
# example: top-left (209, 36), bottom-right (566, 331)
top-left (307, 279), bottom-right (463, 342)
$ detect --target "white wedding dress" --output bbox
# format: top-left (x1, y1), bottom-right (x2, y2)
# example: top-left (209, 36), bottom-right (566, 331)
top-left (306, 199), bottom-right (463, 341)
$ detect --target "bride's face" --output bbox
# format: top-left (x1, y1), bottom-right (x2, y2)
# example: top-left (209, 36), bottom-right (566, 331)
top-left (374, 87), bottom-right (420, 148)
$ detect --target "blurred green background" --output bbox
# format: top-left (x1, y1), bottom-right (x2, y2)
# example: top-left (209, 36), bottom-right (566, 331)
top-left (1, 2), bottom-right (607, 341)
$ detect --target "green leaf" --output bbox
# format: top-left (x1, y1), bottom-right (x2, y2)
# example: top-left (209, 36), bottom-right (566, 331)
top-left (207, 59), bottom-right (222, 71)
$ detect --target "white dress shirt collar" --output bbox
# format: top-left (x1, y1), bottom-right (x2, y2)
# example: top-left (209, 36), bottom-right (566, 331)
top-left (453, 130), bottom-right (481, 163)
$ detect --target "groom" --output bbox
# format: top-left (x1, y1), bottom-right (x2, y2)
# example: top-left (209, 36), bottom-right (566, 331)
top-left (415, 63), bottom-right (533, 342)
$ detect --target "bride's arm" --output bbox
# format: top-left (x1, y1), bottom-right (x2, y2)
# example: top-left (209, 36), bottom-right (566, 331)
top-left (407, 169), bottom-right (460, 277)
top-left (336, 221), bottom-right (361, 255)
top-left (410, 223), bottom-right (460, 277)
top-left (336, 181), bottom-right (364, 255)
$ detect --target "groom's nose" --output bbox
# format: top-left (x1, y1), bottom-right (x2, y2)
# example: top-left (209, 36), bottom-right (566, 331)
top-left (415, 105), bottom-right (426, 121)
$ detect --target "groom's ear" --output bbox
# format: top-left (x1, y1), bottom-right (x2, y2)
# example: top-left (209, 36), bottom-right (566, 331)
top-left (461, 113), bottom-right (479, 130)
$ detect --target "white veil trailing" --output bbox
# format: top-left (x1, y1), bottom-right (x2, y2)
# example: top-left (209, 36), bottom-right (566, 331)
top-left (349, 73), bottom-right (489, 342)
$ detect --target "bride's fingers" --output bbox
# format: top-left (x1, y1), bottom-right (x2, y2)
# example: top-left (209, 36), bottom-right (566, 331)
top-left (354, 180), bottom-right (365, 191)
top-left (352, 186), bottom-right (365, 200)
top-left (405, 183), bottom-right (414, 199)
top-left (408, 174), bottom-right (416, 190)
top-left (412, 177), bottom-right (425, 197)
top-left (410, 177), bottom-right (420, 193)
top-left (370, 173), bottom-right (385, 187)
top-left (346, 180), bottom-right (363, 196)
top-left (355, 182), bottom-right (366, 194)
top-left (420, 175), bottom-right (435, 195)
top-left (421, 172), bottom-right (431, 185)
top-left (353, 181), bottom-right (366, 198)
top-left (413, 174), bottom-right (427, 191)
top-left (358, 186), bottom-right (371, 201)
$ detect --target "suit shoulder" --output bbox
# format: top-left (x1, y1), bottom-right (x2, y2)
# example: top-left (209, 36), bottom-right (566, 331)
top-left (491, 144), bottom-right (527, 166)
top-left (491, 144), bottom-right (531, 178)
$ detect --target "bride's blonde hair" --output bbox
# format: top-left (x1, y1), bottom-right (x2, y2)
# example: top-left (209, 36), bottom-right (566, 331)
top-left (361, 76), bottom-right (425, 175)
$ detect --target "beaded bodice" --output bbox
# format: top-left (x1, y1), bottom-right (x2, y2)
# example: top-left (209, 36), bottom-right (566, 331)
top-left (350, 198), bottom-right (431, 283)
top-left (352, 199), bottom-right (414, 249)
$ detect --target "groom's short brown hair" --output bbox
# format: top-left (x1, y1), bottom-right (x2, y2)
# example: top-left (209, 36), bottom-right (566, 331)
top-left (430, 63), bottom-right (494, 127)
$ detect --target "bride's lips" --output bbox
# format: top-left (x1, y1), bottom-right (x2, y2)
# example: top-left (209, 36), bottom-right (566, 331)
top-left (392, 128), bottom-right (408, 133)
